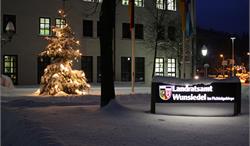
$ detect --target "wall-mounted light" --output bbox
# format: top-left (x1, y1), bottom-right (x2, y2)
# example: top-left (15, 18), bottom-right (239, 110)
top-left (1, 21), bottom-right (15, 46)
top-left (5, 21), bottom-right (15, 38)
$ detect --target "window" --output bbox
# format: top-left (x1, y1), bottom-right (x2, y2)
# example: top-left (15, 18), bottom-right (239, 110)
top-left (168, 26), bottom-right (176, 41)
top-left (97, 21), bottom-right (101, 37)
top-left (3, 55), bottom-right (18, 84)
top-left (135, 24), bottom-right (144, 39)
top-left (167, 58), bottom-right (176, 77)
top-left (158, 25), bottom-right (165, 40)
top-left (97, 56), bottom-right (101, 82)
top-left (122, 0), bottom-right (144, 7)
top-left (122, 23), bottom-right (131, 39)
top-left (156, 0), bottom-right (166, 10)
top-left (135, 0), bottom-right (144, 7)
top-left (37, 56), bottom-right (51, 83)
top-left (122, 0), bottom-right (129, 5)
top-left (135, 57), bottom-right (144, 82)
top-left (121, 57), bottom-right (131, 81)
top-left (55, 18), bottom-right (66, 28)
top-left (3, 14), bottom-right (16, 33)
top-left (167, 0), bottom-right (176, 11)
top-left (82, 0), bottom-right (102, 2)
top-left (155, 58), bottom-right (164, 76)
top-left (122, 23), bottom-right (144, 39)
top-left (81, 56), bottom-right (93, 82)
top-left (83, 20), bottom-right (93, 37)
top-left (121, 57), bottom-right (145, 82)
top-left (39, 17), bottom-right (51, 36)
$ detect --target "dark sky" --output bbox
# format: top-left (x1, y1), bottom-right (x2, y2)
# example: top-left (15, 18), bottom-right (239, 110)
top-left (196, 0), bottom-right (249, 35)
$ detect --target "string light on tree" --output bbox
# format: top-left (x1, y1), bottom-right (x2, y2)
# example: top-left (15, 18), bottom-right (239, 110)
top-left (36, 9), bottom-right (90, 96)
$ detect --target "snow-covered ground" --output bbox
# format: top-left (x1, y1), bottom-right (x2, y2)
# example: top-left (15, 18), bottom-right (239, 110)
top-left (1, 84), bottom-right (249, 146)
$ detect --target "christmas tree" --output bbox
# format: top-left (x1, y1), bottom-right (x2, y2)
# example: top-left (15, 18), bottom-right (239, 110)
top-left (37, 9), bottom-right (90, 96)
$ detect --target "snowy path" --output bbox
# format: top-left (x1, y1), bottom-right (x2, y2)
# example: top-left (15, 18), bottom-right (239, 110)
top-left (1, 84), bottom-right (249, 146)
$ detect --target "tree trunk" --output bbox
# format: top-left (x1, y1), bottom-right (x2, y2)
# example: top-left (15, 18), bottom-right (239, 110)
top-left (99, 0), bottom-right (115, 107)
top-left (152, 9), bottom-right (159, 78)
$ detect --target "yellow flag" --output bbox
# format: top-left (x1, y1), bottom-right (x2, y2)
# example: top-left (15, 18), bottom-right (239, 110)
top-left (179, 0), bottom-right (186, 32)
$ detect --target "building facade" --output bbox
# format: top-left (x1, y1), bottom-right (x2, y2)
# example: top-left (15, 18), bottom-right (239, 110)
top-left (1, 0), bottom-right (196, 85)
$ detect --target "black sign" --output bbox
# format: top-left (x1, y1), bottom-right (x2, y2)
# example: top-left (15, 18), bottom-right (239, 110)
top-left (151, 77), bottom-right (241, 115)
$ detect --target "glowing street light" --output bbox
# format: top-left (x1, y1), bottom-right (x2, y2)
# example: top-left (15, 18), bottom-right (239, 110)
top-left (201, 45), bottom-right (208, 57)
top-left (201, 45), bottom-right (209, 78)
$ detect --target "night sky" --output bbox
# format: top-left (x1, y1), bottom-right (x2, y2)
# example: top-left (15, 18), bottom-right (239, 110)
top-left (196, 0), bottom-right (249, 35)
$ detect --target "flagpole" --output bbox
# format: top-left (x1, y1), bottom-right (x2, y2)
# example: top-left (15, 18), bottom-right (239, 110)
top-left (182, 31), bottom-right (186, 79)
top-left (129, 0), bottom-right (135, 94)
top-left (131, 27), bottom-right (135, 94)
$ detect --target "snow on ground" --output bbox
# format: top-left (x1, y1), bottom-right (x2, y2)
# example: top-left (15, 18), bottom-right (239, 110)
top-left (1, 84), bottom-right (249, 146)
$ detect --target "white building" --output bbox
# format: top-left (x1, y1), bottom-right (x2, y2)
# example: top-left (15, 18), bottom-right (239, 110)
top-left (1, 0), bottom-right (196, 85)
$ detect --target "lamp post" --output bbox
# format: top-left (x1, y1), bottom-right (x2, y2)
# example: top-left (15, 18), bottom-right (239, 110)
top-left (201, 45), bottom-right (208, 78)
top-left (220, 54), bottom-right (225, 77)
top-left (230, 37), bottom-right (236, 77)
top-left (1, 21), bottom-right (15, 47)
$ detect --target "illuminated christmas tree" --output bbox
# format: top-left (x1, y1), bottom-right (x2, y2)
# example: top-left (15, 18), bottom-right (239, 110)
top-left (38, 9), bottom-right (90, 96)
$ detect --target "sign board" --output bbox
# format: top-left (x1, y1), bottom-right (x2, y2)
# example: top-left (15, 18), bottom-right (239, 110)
top-left (229, 59), bottom-right (235, 65)
top-left (222, 60), bottom-right (227, 66)
top-left (151, 77), bottom-right (241, 115)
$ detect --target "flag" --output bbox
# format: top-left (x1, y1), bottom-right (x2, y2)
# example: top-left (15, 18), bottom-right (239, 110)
top-left (179, 0), bottom-right (193, 37)
top-left (185, 0), bottom-right (192, 37)
top-left (129, 0), bottom-right (134, 31)
top-left (179, 0), bottom-right (186, 33)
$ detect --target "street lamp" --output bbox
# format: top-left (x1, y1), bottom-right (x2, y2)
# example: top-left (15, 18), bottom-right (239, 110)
top-left (201, 45), bottom-right (209, 78)
top-left (1, 21), bottom-right (15, 47)
top-left (230, 37), bottom-right (236, 77)
top-left (201, 45), bottom-right (208, 56)
top-left (220, 54), bottom-right (225, 77)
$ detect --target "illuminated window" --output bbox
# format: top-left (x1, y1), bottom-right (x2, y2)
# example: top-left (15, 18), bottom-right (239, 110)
top-left (122, 0), bottom-right (129, 5)
top-left (55, 18), bottom-right (66, 28)
top-left (155, 58), bottom-right (164, 76)
top-left (156, 0), bottom-right (166, 10)
top-left (167, 0), bottom-right (176, 11)
top-left (3, 55), bottom-right (18, 84)
top-left (167, 58), bottom-right (176, 77)
top-left (122, 0), bottom-right (144, 7)
top-left (39, 17), bottom-right (51, 36)
top-left (135, 0), bottom-right (144, 7)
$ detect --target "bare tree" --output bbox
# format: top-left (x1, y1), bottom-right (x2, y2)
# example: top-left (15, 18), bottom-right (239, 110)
top-left (99, 0), bottom-right (116, 107)
top-left (144, 0), bottom-right (182, 78)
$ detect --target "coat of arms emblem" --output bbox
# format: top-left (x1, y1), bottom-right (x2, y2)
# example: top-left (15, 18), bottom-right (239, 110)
top-left (159, 86), bottom-right (172, 101)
